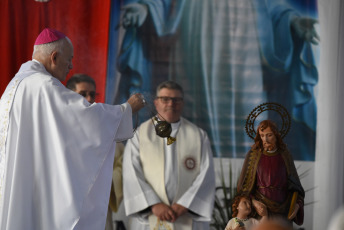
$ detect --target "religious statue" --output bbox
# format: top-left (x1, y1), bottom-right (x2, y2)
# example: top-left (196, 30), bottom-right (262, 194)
top-left (237, 103), bottom-right (305, 225)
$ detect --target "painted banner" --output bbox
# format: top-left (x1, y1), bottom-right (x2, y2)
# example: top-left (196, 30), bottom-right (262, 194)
top-left (106, 0), bottom-right (319, 161)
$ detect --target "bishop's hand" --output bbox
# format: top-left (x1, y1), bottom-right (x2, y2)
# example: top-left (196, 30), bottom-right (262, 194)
top-left (127, 93), bottom-right (145, 113)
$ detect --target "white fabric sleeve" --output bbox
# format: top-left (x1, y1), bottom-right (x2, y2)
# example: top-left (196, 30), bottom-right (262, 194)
top-left (114, 102), bottom-right (133, 142)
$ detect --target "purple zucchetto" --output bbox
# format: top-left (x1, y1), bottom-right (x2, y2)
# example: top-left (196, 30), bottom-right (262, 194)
top-left (34, 28), bottom-right (66, 45)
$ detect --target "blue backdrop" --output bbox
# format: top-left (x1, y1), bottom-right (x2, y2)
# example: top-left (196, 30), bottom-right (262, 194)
top-left (106, 0), bottom-right (319, 161)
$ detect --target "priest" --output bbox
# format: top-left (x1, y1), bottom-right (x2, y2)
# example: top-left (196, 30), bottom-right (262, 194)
top-left (0, 28), bottom-right (145, 230)
top-left (122, 81), bottom-right (215, 230)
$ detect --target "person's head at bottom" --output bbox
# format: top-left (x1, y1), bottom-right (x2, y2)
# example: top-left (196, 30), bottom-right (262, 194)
top-left (66, 74), bottom-right (96, 103)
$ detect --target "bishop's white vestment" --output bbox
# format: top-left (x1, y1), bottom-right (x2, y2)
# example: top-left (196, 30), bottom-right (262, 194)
top-left (123, 118), bottom-right (215, 230)
top-left (0, 60), bottom-right (133, 230)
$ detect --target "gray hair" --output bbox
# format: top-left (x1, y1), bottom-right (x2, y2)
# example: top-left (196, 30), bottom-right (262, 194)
top-left (156, 80), bottom-right (184, 97)
top-left (32, 37), bottom-right (71, 58)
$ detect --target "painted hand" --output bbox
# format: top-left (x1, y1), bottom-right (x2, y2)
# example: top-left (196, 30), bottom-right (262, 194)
top-left (291, 17), bottom-right (320, 45)
top-left (121, 3), bottom-right (148, 28)
top-left (252, 199), bottom-right (268, 217)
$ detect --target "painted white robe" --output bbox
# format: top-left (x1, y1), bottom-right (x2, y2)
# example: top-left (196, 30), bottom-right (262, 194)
top-left (123, 118), bottom-right (215, 230)
top-left (0, 60), bottom-right (133, 230)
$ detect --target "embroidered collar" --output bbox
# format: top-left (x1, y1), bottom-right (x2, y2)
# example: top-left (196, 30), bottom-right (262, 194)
top-left (235, 217), bottom-right (248, 222)
top-left (263, 148), bottom-right (279, 156)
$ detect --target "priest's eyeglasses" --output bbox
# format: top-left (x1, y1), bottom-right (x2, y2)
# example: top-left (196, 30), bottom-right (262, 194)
top-left (157, 96), bottom-right (183, 104)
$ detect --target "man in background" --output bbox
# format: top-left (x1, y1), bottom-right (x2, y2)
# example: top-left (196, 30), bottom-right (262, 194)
top-left (66, 73), bottom-right (97, 104)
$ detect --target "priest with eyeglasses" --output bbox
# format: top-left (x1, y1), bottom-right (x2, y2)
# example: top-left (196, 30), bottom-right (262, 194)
top-left (123, 80), bottom-right (215, 230)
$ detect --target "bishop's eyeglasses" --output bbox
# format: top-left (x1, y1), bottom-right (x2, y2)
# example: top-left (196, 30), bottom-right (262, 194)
top-left (156, 96), bottom-right (183, 104)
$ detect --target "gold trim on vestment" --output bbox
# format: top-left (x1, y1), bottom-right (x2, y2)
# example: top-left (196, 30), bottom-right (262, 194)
top-left (242, 150), bottom-right (261, 193)
top-left (153, 219), bottom-right (172, 230)
top-left (262, 150), bottom-right (279, 156)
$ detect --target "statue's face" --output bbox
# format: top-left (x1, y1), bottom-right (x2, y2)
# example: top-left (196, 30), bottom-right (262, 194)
top-left (259, 126), bottom-right (277, 151)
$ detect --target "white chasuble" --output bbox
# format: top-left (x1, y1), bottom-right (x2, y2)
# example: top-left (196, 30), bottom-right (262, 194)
top-left (123, 117), bottom-right (215, 230)
top-left (140, 118), bottom-right (200, 230)
top-left (0, 60), bottom-right (133, 230)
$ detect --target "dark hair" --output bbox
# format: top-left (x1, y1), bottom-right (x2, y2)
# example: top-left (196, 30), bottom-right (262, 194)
top-left (66, 74), bottom-right (96, 91)
top-left (156, 80), bottom-right (183, 97)
top-left (252, 120), bottom-right (286, 151)
top-left (231, 194), bottom-right (254, 218)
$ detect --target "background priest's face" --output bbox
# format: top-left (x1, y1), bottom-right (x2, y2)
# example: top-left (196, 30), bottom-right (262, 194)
top-left (154, 88), bottom-right (184, 123)
top-left (74, 82), bottom-right (96, 103)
